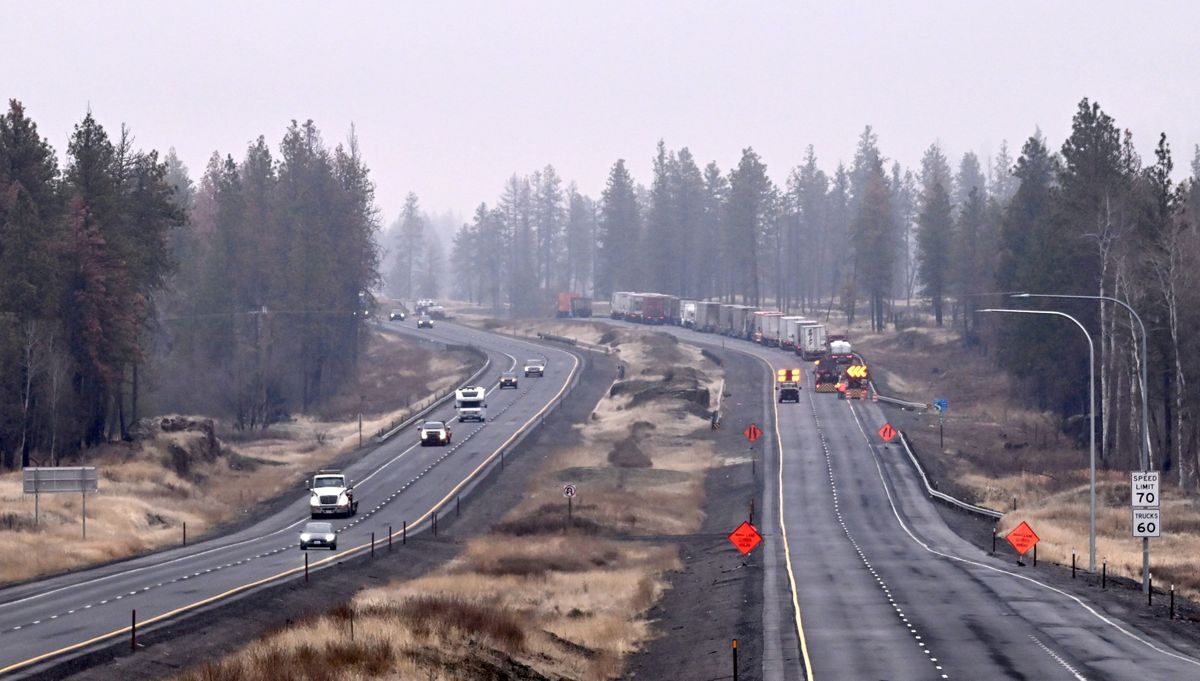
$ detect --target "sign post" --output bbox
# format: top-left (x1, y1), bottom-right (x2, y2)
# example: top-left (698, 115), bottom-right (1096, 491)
top-left (23, 467), bottom-right (98, 539)
top-left (933, 399), bottom-right (949, 450)
top-left (563, 483), bottom-right (577, 524)
top-left (1131, 472), bottom-right (1161, 540)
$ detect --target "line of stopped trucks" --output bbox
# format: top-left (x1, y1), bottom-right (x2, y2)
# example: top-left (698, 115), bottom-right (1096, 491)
top-left (556, 291), bottom-right (868, 403)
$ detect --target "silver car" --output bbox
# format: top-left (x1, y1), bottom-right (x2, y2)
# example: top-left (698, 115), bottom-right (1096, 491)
top-left (300, 521), bottom-right (337, 550)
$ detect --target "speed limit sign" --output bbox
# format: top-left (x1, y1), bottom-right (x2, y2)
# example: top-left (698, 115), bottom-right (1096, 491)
top-left (1132, 508), bottom-right (1161, 538)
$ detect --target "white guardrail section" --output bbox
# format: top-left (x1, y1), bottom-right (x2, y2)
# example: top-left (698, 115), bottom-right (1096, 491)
top-left (866, 370), bottom-right (1004, 520)
top-left (894, 430), bottom-right (1004, 520)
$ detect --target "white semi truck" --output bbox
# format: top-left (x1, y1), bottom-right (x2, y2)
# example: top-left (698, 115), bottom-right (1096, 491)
top-left (455, 386), bottom-right (487, 422)
top-left (307, 469), bottom-right (358, 518)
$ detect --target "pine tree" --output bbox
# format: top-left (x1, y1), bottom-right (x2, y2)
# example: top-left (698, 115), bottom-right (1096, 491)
top-left (597, 160), bottom-right (639, 295)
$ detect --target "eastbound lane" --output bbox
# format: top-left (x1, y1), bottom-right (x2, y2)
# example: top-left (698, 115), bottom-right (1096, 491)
top-left (594, 318), bottom-right (1200, 680)
top-left (0, 320), bottom-right (578, 677)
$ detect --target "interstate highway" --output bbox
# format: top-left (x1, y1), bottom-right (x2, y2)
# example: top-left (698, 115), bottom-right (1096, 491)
top-left (0, 320), bottom-right (578, 677)
top-left (597, 319), bottom-right (1200, 680)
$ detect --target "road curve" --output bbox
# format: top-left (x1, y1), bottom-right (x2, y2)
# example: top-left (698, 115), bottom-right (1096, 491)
top-left (595, 319), bottom-right (1200, 681)
top-left (0, 320), bottom-right (580, 678)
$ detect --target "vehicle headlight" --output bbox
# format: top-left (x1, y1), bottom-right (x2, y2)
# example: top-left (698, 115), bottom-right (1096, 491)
top-left (309, 496), bottom-right (319, 506)
top-left (300, 533), bottom-right (311, 541)
top-left (325, 534), bottom-right (336, 541)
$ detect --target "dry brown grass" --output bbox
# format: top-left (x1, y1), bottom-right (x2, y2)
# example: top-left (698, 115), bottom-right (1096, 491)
top-left (0, 330), bottom-right (475, 587)
top-left (858, 324), bottom-right (1200, 600)
top-left (174, 322), bottom-right (724, 681)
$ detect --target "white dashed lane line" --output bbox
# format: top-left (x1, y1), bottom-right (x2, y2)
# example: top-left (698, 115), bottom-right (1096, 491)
top-left (808, 395), bottom-right (949, 679)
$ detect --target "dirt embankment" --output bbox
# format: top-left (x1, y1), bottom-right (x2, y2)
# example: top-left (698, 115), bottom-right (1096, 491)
top-left (0, 330), bottom-right (477, 587)
top-left (172, 323), bottom-right (726, 681)
top-left (858, 325), bottom-right (1200, 601)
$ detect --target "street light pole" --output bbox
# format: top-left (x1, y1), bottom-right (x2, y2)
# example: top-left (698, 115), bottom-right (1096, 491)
top-left (1012, 293), bottom-right (1152, 592)
top-left (980, 308), bottom-right (1097, 572)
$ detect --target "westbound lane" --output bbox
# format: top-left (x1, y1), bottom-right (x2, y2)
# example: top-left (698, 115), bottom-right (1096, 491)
top-left (0, 320), bottom-right (579, 677)
top-left (589, 318), bottom-right (1200, 680)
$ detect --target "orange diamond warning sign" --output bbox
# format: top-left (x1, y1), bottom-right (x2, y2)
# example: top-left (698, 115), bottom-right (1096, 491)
top-left (1006, 521), bottom-right (1040, 556)
top-left (743, 423), bottom-right (763, 444)
top-left (728, 521), bottom-right (762, 555)
top-left (878, 423), bottom-right (897, 443)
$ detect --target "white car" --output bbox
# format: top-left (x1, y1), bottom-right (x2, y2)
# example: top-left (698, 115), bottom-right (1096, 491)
top-left (300, 521), bottom-right (337, 550)
top-left (524, 359), bottom-right (545, 377)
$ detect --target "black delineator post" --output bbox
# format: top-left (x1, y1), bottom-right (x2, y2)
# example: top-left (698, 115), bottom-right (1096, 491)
top-left (388, 525), bottom-right (393, 552)
top-left (732, 638), bottom-right (739, 681)
top-left (131, 610), bottom-right (137, 651)
top-left (305, 552), bottom-right (309, 583)
top-left (371, 532), bottom-right (375, 557)
top-left (749, 498), bottom-right (755, 525)
top-left (433, 511), bottom-right (438, 537)
top-left (1102, 560), bottom-right (1107, 589)
top-left (457, 496), bottom-right (461, 518)
top-left (183, 522), bottom-right (187, 546)
top-left (1072, 551), bottom-right (1076, 579)
top-left (1149, 575), bottom-right (1154, 606)
top-left (1170, 585), bottom-right (1175, 620)
top-left (991, 527), bottom-right (996, 554)
top-left (1033, 544), bottom-right (1037, 567)
top-left (403, 521), bottom-right (407, 545)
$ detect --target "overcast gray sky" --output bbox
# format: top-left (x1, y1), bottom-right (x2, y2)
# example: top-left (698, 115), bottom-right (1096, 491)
top-left (7, 1), bottom-right (1199, 226)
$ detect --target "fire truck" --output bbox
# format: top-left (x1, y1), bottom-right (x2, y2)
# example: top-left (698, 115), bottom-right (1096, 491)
top-left (776, 368), bottom-right (803, 403)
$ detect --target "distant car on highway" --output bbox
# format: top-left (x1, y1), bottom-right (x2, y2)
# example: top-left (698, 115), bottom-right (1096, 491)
top-left (417, 315), bottom-right (433, 328)
top-left (299, 521), bottom-right (337, 550)
top-left (499, 371), bottom-right (518, 389)
top-left (523, 358), bottom-right (545, 377)
top-left (419, 420), bottom-right (452, 446)
top-left (389, 309), bottom-right (406, 321)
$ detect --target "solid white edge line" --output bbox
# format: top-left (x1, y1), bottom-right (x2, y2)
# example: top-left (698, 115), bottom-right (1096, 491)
top-left (846, 401), bottom-right (1200, 670)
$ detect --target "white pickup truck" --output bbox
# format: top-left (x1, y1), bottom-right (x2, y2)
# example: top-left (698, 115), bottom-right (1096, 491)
top-left (455, 386), bottom-right (487, 422)
top-left (523, 358), bottom-right (546, 377)
top-left (307, 469), bottom-right (358, 518)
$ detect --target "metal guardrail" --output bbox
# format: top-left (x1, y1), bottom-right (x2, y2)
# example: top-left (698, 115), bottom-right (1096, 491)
top-left (895, 430), bottom-right (1004, 520)
top-left (867, 377), bottom-right (931, 410)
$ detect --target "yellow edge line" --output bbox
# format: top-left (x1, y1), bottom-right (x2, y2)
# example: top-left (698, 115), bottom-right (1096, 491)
top-left (0, 347), bottom-right (582, 676)
top-left (755, 353), bottom-right (815, 681)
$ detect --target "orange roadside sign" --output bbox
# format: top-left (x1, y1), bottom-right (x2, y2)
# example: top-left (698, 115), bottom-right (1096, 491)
top-left (728, 521), bottom-right (763, 555)
top-left (743, 423), bottom-right (763, 444)
top-left (878, 423), bottom-right (897, 443)
top-left (1006, 521), bottom-right (1040, 556)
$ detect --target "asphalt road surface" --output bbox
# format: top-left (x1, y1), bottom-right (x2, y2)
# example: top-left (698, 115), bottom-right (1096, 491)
top-left (0, 319), bottom-right (580, 678)
top-left (599, 319), bottom-right (1200, 681)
